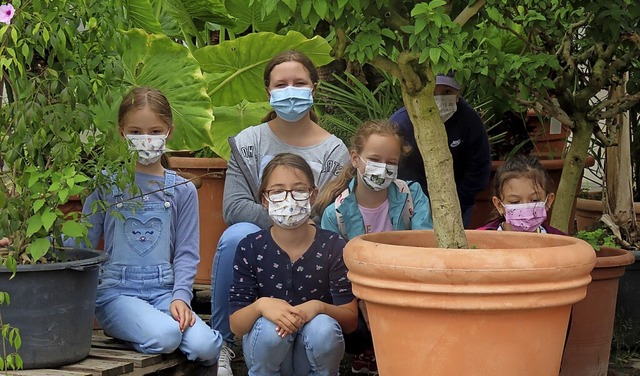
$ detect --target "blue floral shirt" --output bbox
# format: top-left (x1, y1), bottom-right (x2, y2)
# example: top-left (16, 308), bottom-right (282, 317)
top-left (229, 227), bottom-right (354, 314)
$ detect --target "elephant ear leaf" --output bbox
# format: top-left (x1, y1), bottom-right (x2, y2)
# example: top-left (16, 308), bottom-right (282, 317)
top-left (225, 0), bottom-right (281, 33)
top-left (123, 0), bottom-right (163, 34)
top-left (210, 101), bottom-right (272, 160)
top-left (118, 29), bottom-right (214, 151)
top-left (193, 30), bottom-right (333, 106)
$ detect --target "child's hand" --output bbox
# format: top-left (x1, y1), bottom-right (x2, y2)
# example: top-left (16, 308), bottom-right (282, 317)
top-left (294, 300), bottom-right (320, 323)
top-left (170, 299), bottom-right (196, 332)
top-left (258, 297), bottom-right (305, 338)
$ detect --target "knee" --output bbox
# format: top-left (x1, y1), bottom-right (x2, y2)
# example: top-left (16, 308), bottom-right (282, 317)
top-left (219, 223), bottom-right (261, 251)
top-left (143, 326), bottom-right (182, 354)
top-left (302, 315), bottom-right (344, 354)
top-left (187, 328), bottom-right (224, 364)
top-left (246, 317), bottom-right (290, 351)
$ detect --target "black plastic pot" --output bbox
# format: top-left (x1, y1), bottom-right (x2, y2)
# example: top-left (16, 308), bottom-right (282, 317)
top-left (0, 248), bottom-right (108, 369)
top-left (615, 250), bottom-right (640, 350)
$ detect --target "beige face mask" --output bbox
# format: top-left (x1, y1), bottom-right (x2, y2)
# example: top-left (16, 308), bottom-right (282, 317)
top-left (434, 95), bottom-right (457, 122)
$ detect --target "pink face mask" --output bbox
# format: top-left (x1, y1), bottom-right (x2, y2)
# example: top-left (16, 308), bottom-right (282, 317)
top-left (500, 200), bottom-right (548, 232)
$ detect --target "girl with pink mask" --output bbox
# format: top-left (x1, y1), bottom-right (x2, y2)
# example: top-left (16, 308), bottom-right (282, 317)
top-left (477, 153), bottom-right (565, 234)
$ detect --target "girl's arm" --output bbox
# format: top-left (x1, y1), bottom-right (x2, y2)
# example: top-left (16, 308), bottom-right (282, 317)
top-left (222, 149), bottom-right (272, 228)
top-left (296, 299), bottom-right (358, 334)
top-left (409, 182), bottom-right (434, 230)
top-left (230, 297), bottom-right (305, 337)
top-left (171, 181), bottom-right (199, 306)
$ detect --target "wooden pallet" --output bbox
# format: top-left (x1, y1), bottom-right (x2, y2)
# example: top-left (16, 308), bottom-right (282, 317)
top-left (6, 332), bottom-right (197, 376)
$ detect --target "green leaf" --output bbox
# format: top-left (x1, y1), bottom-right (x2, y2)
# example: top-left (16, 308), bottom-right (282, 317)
top-left (41, 209), bottom-right (56, 231)
top-left (124, 0), bottom-right (164, 34)
top-left (26, 216), bottom-right (43, 237)
top-left (225, 0), bottom-right (282, 33)
top-left (429, 48), bottom-right (441, 64)
top-left (119, 29), bottom-right (214, 151)
top-left (210, 101), bottom-right (272, 159)
top-left (33, 198), bottom-right (46, 213)
top-left (27, 238), bottom-right (51, 260)
top-left (194, 31), bottom-right (332, 106)
top-left (62, 220), bottom-right (87, 238)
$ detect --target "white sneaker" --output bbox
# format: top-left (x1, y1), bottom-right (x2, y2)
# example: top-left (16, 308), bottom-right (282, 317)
top-left (217, 344), bottom-right (235, 376)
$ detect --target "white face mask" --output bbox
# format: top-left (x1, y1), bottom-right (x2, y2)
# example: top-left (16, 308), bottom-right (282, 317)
top-left (125, 133), bottom-right (169, 165)
top-left (268, 196), bottom-right (312, 229)
top-left (358, 156), bottom-right (398, 191)
top-left (434, 95), bottom-right (457, 122)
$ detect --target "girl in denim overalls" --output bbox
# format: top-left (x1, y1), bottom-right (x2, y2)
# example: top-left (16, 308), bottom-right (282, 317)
top-left (77, 87), bottom-right (222, 375)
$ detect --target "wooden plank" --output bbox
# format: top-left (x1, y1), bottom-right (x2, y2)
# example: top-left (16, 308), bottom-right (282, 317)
top-left (6, 370), bottom-right (92, 376)
top-left (89, 348), bottom-right (162, 368)
top-left (61, 358), bottom-right (134, 376)
top-left (91, 335), bottom-right (131, 351)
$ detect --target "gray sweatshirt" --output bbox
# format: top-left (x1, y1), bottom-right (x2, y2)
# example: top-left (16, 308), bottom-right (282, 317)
top-left (223, 123), bottom-right (349, 228)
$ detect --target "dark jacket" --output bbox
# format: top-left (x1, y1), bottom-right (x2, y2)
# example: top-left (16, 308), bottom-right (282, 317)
top-left (389, 98), bottom-right (492, 211)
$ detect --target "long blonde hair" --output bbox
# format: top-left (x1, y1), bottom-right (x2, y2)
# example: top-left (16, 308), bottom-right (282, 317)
top-left (312, 119), bottom-right (411, 217)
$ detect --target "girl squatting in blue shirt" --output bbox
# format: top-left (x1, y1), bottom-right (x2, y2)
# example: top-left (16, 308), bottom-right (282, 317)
top-left (72, 87), bottom-right (222, 375)
top-left (229, 153), bottom-right (357, 376)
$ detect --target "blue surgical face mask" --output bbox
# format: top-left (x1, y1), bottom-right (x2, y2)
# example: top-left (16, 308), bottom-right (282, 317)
top-left (269, 86), bottom-right (314, 122)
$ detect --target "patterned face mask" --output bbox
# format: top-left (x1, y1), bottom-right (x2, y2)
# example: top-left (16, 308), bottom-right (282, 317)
top-left (434, 95), bottom-right (457, 122)
top-left (269, 86), bottom-right (314, 122)
top-left (125, 133), bottom-right (169, 165)
top-left (267, 196), bottom-right (312, 229)
top-left (358, 156), bottom-right (398, 191)
top-left (500, 199), bottom-right (548, 232)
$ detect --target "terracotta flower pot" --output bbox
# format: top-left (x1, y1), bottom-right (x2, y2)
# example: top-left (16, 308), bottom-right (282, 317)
top-left (168, 156), bottom-right (228, 285)
top-left (560, 246), bottom-right (635, 376)
top-left (344, 230), bottom-right (596, 376)
top-left (575, 197), bottom-right (640, 232)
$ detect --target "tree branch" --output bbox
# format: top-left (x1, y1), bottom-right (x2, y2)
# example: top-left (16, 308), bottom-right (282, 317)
top-left (397, 52), bottom-right (423, 95)
top-left (589, 92), bottom-right (640, 121)
top-left (370, 55), bottom-right (402, 81)
top-left (332, 28), bottom-right (348, 60)
top-left (453, 0), bottom-right (486, 27)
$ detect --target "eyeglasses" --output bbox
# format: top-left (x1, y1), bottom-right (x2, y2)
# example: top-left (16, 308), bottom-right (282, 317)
top-left (263, 188), bottom-right (312, 203)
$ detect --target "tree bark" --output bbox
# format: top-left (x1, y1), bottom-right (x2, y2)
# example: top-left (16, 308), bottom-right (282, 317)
top-left (399, 67), bottom-right (468, 249)
top-left (550, 116), bottom-right (593, 233)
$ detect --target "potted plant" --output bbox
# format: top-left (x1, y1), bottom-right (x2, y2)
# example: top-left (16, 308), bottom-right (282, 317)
top-left (0, 0), bottom-right (135, 369)
top-left (559, 227), bottom-right (635, 376)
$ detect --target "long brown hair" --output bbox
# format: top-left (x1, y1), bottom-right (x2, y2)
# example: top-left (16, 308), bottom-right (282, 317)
top-left (312, 119), bottom-right (412, 217)
top-left (261, 50), bottom-right (319, 123)
top-left (259, 153), bottom-right (316, 199)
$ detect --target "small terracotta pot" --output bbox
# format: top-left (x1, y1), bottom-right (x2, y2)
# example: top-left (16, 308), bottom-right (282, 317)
top-left (560, 246), bottom-right (635, 376)
top-left (344, 230), bottom-right (596, 376)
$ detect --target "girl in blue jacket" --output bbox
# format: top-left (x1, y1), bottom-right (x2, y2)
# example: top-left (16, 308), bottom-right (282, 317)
top-left (314, 119), bottom-right (433, 374)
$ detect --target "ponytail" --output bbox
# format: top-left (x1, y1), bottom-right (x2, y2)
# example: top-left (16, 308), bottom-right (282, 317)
top-left (312, 163), bottom-right (355, 218)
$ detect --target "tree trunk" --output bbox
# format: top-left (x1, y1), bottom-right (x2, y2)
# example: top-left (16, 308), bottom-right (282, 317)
top-left (400, 78), bottom-right (467, 249)
top-left (550, 116), bottom-right (592, 233)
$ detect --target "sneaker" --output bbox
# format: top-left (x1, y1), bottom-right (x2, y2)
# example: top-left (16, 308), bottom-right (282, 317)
top-left (217, 344), bottom-right (236, 376)
top-left (351, 350), bottom-right (378, 375)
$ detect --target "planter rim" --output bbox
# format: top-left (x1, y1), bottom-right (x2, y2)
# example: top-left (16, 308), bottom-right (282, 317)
top-left (345, 230), bottom-right (596, 310)
top-left (167, 156), bottom-right (227, 169)
top-left (1, 248), bottom-right (107, 273)
top-left (596, 246), bottom-right (635, 268)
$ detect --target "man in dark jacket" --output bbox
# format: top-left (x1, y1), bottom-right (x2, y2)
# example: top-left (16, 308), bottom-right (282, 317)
top-left (389, 73), bottom-right (491, 228)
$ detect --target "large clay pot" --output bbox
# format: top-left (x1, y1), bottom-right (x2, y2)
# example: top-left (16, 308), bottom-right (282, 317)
top-left (526, 109), bottom-right (571, 160)
top-left (168, 156), bottom-right (228, 285)
top-left (560, 246), bottom-right (635, 376)
top-left (344, 230), bottom-right (596, 376)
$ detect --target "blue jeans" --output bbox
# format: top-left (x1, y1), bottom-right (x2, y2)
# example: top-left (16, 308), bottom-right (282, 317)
top-left (96, 266), bottom-right (222, 365)
top-left (210, 222), bottom-right (261, 344)
top-left (243, 315), bottom-right (345, 376)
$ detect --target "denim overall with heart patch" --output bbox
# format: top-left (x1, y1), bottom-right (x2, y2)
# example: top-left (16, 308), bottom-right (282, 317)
top-left (96, 171), bottom-right (176, 306)
top-left (94, 171), bottom-right (222, 365)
